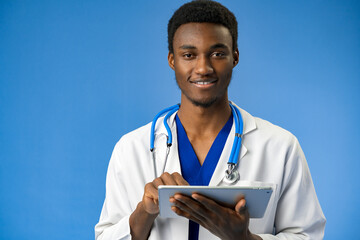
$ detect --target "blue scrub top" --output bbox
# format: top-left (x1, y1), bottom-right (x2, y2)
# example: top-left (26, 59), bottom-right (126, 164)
top-left (175, 114), bottom-right (233, 240)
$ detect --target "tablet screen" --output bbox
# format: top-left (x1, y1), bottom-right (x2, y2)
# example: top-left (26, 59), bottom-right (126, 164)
top-left (158, 185), bottom-right (273, 218)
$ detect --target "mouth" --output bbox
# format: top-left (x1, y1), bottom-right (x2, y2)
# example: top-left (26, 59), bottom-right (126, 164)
top-left (189, 79), bottom-right (217, 87)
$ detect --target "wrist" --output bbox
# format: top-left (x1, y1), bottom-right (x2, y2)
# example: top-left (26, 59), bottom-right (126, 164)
top-left (247, 231), bottom-right (262, 240)
top-left (138, 201), bottom-right (159, 217)
top-left (130, 202), bottom-right (158, 240)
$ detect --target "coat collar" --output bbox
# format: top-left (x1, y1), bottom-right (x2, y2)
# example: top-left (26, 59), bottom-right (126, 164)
top-left (154, 102), bottom-right (257, 136)
top-left (230, 101), bottom-right (257, 136)
top-left (152, 103), bottom-right (258, 185)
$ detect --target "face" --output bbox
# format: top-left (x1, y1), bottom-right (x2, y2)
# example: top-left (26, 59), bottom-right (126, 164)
top-left (168, 22), bottom-right (239, 108)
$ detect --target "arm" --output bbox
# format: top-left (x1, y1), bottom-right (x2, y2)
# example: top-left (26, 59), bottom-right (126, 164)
top-left (95, 142), bottom-right (135, 240)
top-left (129, 201), bottom-right (157, 240)
top-left (259, 137), bottom-right (326, 240)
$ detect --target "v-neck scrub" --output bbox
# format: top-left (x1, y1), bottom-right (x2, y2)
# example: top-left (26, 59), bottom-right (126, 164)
top-left (175, 114), bottom-right (233, 240)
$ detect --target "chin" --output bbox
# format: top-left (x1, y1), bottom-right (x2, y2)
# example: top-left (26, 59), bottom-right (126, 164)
top-left (189, 97), bottom-right (218, 108)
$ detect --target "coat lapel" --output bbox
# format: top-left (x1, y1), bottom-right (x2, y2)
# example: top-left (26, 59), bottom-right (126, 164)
top-left (209, 105), bottom-right (256, 186)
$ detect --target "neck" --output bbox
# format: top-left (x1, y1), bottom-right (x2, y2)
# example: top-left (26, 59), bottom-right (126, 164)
top-left (177, 96), bottom-right (232, 137)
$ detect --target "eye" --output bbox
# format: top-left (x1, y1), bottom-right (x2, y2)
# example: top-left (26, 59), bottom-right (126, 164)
top-left (183, 53), bottom-right (194, 59)
top-left (212, 52), bottom-right (226, 58)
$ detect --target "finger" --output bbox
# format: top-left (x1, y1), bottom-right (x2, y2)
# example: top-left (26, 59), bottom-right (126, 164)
top-left (160, 172), bottom-right (177, 185)
top-left (152, 177), bottom-right (165, 188)
top-left (144, 177), bottom-right (165, 203)
top-left (174, 194), bottom-right (211, 221)
top-left (144, 182), bottom-right (159, 201)
top-left (235, 198), bottom-right (247, 214)
top-left (171, 205), bottom-right (205, 225)
top-left (171, 196), bottom-right (207, 224)
top-left (171, 172), bottom-right (189, 186)
top-left (191, 193), bottom-right (224, 216)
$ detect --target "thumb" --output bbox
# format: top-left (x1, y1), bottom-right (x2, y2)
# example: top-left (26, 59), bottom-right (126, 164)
top-left (235, 198), bottom-right (247, 213)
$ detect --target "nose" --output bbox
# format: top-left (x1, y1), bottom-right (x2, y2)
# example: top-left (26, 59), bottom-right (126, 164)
top-left (194, 55), bottom-right (214, 76)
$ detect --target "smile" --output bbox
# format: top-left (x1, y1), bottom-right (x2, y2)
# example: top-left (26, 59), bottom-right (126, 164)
top-left (196, 81), bottom-right (213, 85)
top-left (189, 79), bottom-right (217, 87)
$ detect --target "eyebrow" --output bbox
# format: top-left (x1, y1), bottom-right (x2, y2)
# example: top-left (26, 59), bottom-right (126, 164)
top-left (210, 43), bottom-right (229, 49)
top-left (178, 43), bottom-right (229, 50)
top-left (179, 45), bottom-right (196, 50)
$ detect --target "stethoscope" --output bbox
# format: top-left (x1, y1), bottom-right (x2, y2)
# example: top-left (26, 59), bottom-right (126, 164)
top-left (150, 102), bottom-right (243, 185)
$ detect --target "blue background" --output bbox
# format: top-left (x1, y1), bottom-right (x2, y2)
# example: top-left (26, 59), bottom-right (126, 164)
top-left (1, 0), bottom-right (359, 239)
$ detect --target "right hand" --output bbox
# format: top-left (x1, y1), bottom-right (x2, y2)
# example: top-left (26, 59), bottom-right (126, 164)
top-left (142, 172), bottom-right (189, 215)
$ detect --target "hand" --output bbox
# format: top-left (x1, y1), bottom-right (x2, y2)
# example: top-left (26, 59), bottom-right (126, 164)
top-left (131, 172), bottom-right (189, 240)
top-left (142, 172), bottom-right (189, 215)
top-left (170, 194), bottom-right (261, 240)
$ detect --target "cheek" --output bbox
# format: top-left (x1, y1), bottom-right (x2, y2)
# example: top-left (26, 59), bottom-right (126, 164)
top-left (217, 63), bottom-right (234, 79)
top-left (174, 62), bottom-right (192, 80)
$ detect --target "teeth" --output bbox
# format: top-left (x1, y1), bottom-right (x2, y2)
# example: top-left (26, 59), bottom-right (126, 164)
top-left (190, 79), bottom-right (216, 85)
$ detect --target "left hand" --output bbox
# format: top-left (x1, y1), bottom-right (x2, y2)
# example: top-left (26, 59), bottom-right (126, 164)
top-left (169, 193), bottom-right (261, 240)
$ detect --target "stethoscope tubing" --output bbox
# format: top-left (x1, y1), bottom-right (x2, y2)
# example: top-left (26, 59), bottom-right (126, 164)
top-left (163, 105), bottom-right (180, 147)
top-left (228, 104), bottom-right (243, 165)
top-left (150, 102), bottom-right (243, 183)
top-left (150, 104), bottom-right (179, 151)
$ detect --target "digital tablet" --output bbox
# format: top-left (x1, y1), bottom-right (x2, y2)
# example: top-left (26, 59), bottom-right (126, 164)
top-left (158, 185), bottom-right (273, 218)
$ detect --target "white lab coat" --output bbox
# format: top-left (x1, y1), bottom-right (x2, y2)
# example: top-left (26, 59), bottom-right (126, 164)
top-left (95, 104), bottom-right (326, 240)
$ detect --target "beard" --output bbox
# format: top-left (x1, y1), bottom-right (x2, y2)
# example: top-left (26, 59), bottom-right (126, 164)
top-left (183, 92), bottom-right (218, 108)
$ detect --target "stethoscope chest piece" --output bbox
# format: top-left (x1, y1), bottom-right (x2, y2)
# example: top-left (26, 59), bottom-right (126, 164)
top-left (223, 163), bottom-right (240, 185)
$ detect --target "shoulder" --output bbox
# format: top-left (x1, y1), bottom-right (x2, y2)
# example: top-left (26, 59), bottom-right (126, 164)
top-left (237, 107), bottom-right (307, 182)
top-left (255, 116), bottom-right (296, 142)
top-left (114, 121), bottom-right (152, 152)
top-left (239, 107), bottom-right (299, 149)
top-left (108, 122), bottom-right (153, 174)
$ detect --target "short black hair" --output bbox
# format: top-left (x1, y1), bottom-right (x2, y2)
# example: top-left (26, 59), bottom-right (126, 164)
top-left (167, 0), bottom-right (238, 53)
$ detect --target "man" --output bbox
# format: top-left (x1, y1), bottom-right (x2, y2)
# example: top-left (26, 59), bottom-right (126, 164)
top-left (95, 1), bottom-right (326, 239)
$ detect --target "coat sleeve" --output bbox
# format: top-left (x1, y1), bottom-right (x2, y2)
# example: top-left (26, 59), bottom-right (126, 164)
top-left (95, 141), bottom-right (133, 240)
top-left (258, 136), bottom-right (326, 240)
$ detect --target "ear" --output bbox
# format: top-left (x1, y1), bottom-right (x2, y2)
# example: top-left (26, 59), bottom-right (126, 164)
top-left (232, 48), bottom-right (239, 67)
top-left (168, 52), bottom-right (175, 70)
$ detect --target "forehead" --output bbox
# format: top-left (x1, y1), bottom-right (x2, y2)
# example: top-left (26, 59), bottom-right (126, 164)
top-left (173, 22), bottom-right (232, 50)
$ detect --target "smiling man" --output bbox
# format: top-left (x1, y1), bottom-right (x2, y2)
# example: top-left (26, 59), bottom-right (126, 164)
top-left (95, 1), bottom-right (326, 240)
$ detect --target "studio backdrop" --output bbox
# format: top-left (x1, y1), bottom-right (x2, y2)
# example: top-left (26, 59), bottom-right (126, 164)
top-left (0, 1), bottom-right (359, 239)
